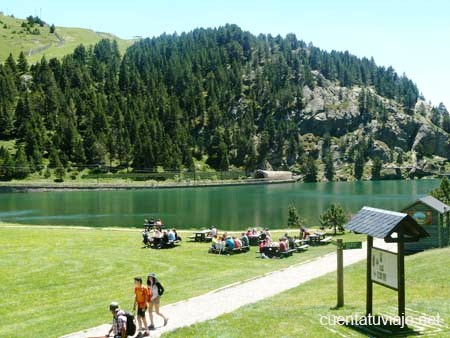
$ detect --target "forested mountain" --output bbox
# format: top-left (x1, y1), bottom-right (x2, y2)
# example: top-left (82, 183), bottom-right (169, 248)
top-left (0, 24), bottom-right (449, 181)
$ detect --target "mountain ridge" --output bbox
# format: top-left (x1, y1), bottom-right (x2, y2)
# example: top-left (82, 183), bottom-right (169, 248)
top-left (0, 23), bottom-right (449, 182)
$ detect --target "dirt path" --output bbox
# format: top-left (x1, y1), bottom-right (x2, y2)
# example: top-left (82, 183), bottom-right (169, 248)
top-left (61, 239), bottom-right (395, 338)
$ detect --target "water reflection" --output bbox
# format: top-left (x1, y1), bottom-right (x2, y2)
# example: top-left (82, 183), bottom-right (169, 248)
top-left (0, 179), bottom-right (441, 229)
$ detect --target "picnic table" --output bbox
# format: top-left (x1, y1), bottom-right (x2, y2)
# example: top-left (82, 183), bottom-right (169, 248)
top-left (308, 234), bottom-right (321, 245)
top-left (294, 239), bottom-right (310, 252)
top-left (248, 235), bottom-right (260, 246)
top-left (260, 246), bottom-right (295, 259)
top-left (188, 230), bottom-right (212, 242)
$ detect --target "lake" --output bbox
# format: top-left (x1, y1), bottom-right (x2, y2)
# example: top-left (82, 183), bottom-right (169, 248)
top-left (0, 179), bottom-right (441, 229)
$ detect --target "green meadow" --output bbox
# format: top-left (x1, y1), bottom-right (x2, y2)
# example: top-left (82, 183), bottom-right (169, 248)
top-left (0, 225), bottom-right (362, 337)
top-left (0, 13), bottom-right (132, 63)
top-left (165, 247), bottom-right (450, 338)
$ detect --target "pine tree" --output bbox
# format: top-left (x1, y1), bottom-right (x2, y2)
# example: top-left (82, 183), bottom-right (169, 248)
top-left (0, 147), bottom-right (14, 180)
top-left (55, 162), bottom-right (66, 182)
top-left (302, 157), bottom-right (318, 182)
top-left (13, 146), bottom-right (30, 179)
top-left (354, 151), bottom-right (365, 180)
top-left (371, 157), bottom-right (382, 180)
top-left (319, 204), bottom-right (347, 235)
top-left (287, 204), bottom-right (305, 228)
top-left (431, 177), bottom-right (450, 205)
top-left (324, 153), bottom-right (334, 181)
top-left (17, 52), bottom-right (29, 74)
top-left (206, 128), bottom-right (229, 170)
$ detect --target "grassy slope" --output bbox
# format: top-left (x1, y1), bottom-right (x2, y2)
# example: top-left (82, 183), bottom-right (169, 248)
top-left (0, 14), bottom-right (133, 63)
top-left (165, 247), bottom-right (450, 338)
top-left (0, 225), bottom-right (363, 338)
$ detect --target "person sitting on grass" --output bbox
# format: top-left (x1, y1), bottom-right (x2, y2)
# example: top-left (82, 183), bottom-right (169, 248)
top-left (133, 277), bottom-right (150, 336)
top-left (221, 232), bottom-right (228, 241)
top-left (301, 227), bottom-right (311, 240)
top-left (142, 228), bottom-right (150, 247)
top-left (211, 235), bottom-right (221, 251)
top-left (167, 229), bottom-right (176, 242)
top-left (233, 236), bottom-right (242, 249)
top-left (147, 273), bottom-right (168, 330)
top-left (259, 237), bottom-right (270, 259)
top-left (284, 233), bottom-right (295, 249)
top-left (173, 228), bottom-right (181, 241)
top-left (264, 228), bottom-right (272, 240)
top-left (279, 237), bottom-right (288, 252)
top-left (106, 302), bottom-right (127, 338)
top-left (209, 226), bottom-right (217, 237)
top-left (155, 219), bottom-right (163, 231)
top-left (162, 231), bottom-right (169, 245)
top-left (225, 236), bottom-right (235, 250)
top-left (241, 232), bottom-right (249, 247)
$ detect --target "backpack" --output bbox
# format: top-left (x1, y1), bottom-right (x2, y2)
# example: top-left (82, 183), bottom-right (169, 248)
top-left (124, 312), bottom-right (136, 336)
top-left (156, 282), bottom-right (164, 296)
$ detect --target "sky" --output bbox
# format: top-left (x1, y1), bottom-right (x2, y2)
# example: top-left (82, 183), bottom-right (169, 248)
top-left (2, 0), bottom-right (449, 108)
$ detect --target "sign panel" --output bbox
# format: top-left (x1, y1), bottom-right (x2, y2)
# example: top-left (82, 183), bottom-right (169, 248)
top-left (343, 241), bottom-right (362, 250)
top-left (406, 210), bottom-right (433, 225)
top-left (371, 247), bottom-right (398, 290)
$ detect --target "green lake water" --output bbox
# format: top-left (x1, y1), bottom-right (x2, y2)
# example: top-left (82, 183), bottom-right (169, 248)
top-left (0, 179), bottom-right (441, 229)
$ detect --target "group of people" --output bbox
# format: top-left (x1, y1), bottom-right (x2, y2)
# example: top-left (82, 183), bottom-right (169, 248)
top-left (210, 231), bottom-right (248, 252)
top-left (106, 273), bottom-right (168, 338)
top-left (142, 218), bottom-right (182, 248)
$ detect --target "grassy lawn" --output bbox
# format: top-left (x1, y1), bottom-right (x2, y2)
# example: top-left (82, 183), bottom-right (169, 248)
top-left (165, 247), bottom-right (450, 338)
top-left (0, 13), bottom-right (132, 63)
top-left (0, 225), bottom-right (363, 337)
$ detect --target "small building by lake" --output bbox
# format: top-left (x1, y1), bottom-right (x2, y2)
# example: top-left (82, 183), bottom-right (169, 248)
top-left (402, 195), bottom-right (450, 253)
top-left (254, 170), bottom-right (293, 180)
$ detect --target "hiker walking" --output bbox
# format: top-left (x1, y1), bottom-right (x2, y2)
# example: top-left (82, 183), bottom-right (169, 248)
top-left (133, 276), bottom-right (150, 336)
top-left (105, 302), bottom-right (127, 338)
top-left (146, 273), bottom-right (169, 330)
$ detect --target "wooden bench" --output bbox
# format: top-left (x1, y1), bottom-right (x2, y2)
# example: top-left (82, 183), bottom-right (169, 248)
top-left (280, 249), bottom-right (296, 258)
top-left (209, 245), bottom-right (249, 255)
top-left (320, 236), bottom-right (333, 244)
top-left (152, 240), bottom-right (180, 249)
top-left (296, 244), bottom-right (310, 252)
top-left (232, 245), bottom-right (250, 254)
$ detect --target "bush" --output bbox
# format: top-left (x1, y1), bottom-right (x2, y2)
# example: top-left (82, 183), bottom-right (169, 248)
top-left (70, 171), bottom-right (79, 180)
top-left (54, 164), bottom-right (66, 182)
top-left (44, 168), bottom-right (51, 179)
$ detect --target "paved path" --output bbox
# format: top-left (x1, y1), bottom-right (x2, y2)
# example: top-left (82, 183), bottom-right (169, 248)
top-left (61, 239), bottom-right (395, 338)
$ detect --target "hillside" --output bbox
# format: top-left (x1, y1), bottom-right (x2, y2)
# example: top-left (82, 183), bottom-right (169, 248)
top-left (0, 13), bottom-right (133, 63)
top-left (0, 24), bottom-right (449, 182)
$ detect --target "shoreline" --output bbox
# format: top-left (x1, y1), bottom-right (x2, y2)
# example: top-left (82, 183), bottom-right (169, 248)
top-left (0, 177), bottom-right (299, 192)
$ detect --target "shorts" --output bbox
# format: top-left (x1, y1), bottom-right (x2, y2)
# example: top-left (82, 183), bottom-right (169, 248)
top-left (150, 297), bottom-right (160, 305)
top-left (137, 306), bottom-right (147, 317)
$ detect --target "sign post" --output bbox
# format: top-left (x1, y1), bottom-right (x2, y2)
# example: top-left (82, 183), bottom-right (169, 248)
top-left (366, 235), bottom-right (373, 316)
top-left (345, 206), bottom-right (429, 330)
top-left (336, 239), bottom-right (344, 307)
top-left (335, 240), bottom-right (362, 308)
